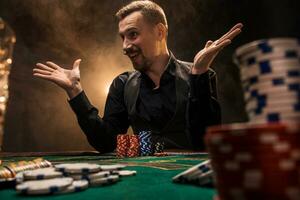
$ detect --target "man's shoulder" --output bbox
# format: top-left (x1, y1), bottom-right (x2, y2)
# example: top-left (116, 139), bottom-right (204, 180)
top-left (111, 71), bottom-right (140, 87)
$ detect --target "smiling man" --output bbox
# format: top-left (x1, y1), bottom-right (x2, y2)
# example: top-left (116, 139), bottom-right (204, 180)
top-left (33, 0), bottom-right (242, 153)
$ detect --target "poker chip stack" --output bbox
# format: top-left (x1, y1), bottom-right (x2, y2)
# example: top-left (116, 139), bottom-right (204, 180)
top-left (116, 132), bottom-right (166, 157)
top-left (172, 160), bottom-right (214, 187)
top-left (205, 122), bottom-right (300, 200)
top-left (55, 163), bottom-right (122, 187)
top-left (138, 131), bottom-right (153, 156)
top-left (116, 134), bottom-right (140, 157)
top-left (0, 158), bottom-right (52, 182)
top-left (116, 134), bottom-right (129, 157)
top-left (127, 134), bottom-right (140, 157)
top-left (233, 38), bottom-right (300, 123)
top-left (14, 163), bottom-right (137, 195)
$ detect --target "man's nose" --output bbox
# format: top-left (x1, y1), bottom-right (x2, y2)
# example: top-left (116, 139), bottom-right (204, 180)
top-left (122, 38), bottom-right (130, 50)
top-left (123, 41), bottom-right (132, 55)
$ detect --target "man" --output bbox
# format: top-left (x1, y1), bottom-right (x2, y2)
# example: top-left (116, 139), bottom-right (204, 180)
top-left (33, 0), bottom-right (242, 153)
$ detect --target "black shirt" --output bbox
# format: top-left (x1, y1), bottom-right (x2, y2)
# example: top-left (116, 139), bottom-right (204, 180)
top-left (137, 58), bottom-right (176, 131)
top-left (69, 54), bottom-right (221, 153)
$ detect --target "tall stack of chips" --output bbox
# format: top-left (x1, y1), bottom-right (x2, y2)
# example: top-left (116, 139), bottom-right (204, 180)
top-left (233, 38), bottom-right (300, 123)
top-left (205, 122), bottom-right (300, 200)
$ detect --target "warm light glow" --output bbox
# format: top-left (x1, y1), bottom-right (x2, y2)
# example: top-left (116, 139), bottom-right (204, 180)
top-left (104, 82), bottom-right (111, 95)
top-left (0, 96), bottom-right (6, 103)
top-left (6, 58), bottom-right (12, 64)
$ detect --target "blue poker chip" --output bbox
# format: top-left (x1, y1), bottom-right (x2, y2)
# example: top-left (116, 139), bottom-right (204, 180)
top-left (240, 58), bottom-right (300, 81)
top-left (246, 97), bottom-right (300, 111)
top-left (242, 77), bottom-right (300, 93)
top-left (244, 85), bottom-right (300, 100)
top-left (247, 103), bottom-right (300, 114)
top-left (250, 111), bottom-right (300, 123)
top-left (236, 47), bottom-right (300, 66)
top-left (234, 38), bottom-right (300, 59)
top-left (242, 70), bottom-right (300, 86)
top-left (55, 163), bottom-right (101, 174)
top-left (16, 177), bottom-right (73, 195)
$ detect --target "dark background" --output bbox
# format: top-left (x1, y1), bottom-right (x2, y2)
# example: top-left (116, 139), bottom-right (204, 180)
top-left (0, 0), bottom-right (299, 152)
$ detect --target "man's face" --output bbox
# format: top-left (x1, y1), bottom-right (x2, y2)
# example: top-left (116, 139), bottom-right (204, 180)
top-left (119, 11), bottom-right (159, 72)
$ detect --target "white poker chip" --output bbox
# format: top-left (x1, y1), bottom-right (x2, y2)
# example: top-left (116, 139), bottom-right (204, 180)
top-left (68, 171), bottom-right (111, 181)
top-left (56, 180), bottom-right (88, 194)
top-left (100, 164), bottom-right (126, 171)
top-left (55, 163), bottom-right (101, 174)
top-left (23, 167), bottom-right (63, 180)
top-left (15, 172), bottom-right (24, 184)
top-left (16, 177), bottom-right (73, 195)
top-left (89, 175), bottom-right (119, 187)
top-left (112, 170), bottom-right (137, 177)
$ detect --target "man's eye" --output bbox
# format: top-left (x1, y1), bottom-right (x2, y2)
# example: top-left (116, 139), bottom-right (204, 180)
top-left (129, 32), bottom-right (138, 38)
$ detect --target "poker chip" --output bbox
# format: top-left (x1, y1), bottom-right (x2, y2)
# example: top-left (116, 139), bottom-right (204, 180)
top-left (89, 175), bottom-right (120, 187)
top-left (234, 38), bottom-right (300, 58)
top-left (100, 164), bottom-right (126, 171)
top-left (234, 37), bottom-right (300, 123)
top-left (238, 46), bottom-right (300, 66)
top-left (16, 177), bottom-right (73, 195)
top-left (7, 160), bottom-right (133, 195)
top-left (55, 163), bottom-right (101, 174)
top-left (112, 170), bottom-right (137, 177)
top-left (172, 159), bottom-right (213, 186)
top-left (23, 167), bottom-right (63, 180)
top-left (67, 171), bottom-right (111, 181)
top-left (153, 137), bottom-right (165, 153)
top-left (15, 172), bottom-right (24, 184)
top-left (55, 180), bottom-right (88, 194)
top-left (205, 122), bottom-right (300, 200)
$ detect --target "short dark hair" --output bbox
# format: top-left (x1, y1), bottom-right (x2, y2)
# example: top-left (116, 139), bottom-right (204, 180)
top-left (115, 0), bottom-right (168, 29)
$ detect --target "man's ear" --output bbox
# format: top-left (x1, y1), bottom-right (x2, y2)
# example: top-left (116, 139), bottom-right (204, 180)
top-left (156, 23), bottom-right (168, 41)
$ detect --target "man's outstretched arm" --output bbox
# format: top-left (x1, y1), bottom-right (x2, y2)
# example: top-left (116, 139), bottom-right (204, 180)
top-left (33, 60), bottom-right (129, 153)
top-left (187, 23), bottom-right (243, 150)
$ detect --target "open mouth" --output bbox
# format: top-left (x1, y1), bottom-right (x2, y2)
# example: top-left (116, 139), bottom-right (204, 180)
top-left (128, 52), bottom-right (139, 59)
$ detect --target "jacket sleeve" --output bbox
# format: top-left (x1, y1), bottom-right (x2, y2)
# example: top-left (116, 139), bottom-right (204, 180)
top-left (68, 73), bottom-right (130, 153)
top-left (187, 69), bottom-right (221, 150)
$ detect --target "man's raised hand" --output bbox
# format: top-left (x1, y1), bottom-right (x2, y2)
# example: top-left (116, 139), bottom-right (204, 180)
top-left (192, 23), bottom-right (243, 74)
top-left (33, 59), bottom-right (83, 99)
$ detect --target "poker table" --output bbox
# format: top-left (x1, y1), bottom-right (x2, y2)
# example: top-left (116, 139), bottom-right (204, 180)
top-left (0, 151), bottom-right (215, 200)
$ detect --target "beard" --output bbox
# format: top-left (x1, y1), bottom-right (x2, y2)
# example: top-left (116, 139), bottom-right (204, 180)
top-left (123, 45), bottom-right (151, 72)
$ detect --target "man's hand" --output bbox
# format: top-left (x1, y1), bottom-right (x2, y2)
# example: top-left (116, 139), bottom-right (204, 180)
top-left (33, 59), bottom-right (83, 99)
top-left (192, 23), bottom-right (243, 74)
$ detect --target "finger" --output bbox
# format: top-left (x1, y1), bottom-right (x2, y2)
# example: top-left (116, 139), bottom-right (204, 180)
top-left (73, 59), bottom-right (81, 69)
top-left (205, 40), bottom-right (213, 48)
top-left (46, 61), bottom-right (60, 70)
top-left (33, 68), bottom-right (52, 76)
top-left (216, 28), bottom-right (241, 45)
top-left (33, 73), bottom-right (55, 82)
top-left (226, 28), bottom-right (242, 40)
top-left (36, 63), bottom-right (55, 72)
top-left (217, 23), bottom-right (243, 44)
top-left (207, 39), bottom-right (232, 54)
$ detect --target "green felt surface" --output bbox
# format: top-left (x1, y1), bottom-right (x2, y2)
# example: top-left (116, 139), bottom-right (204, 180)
top-left (0, 153), bottom-right (216, 200)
